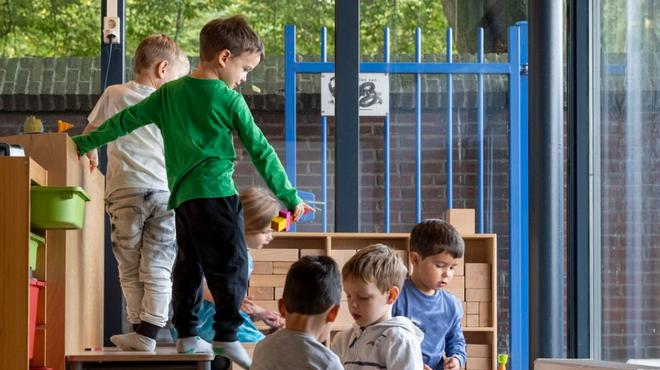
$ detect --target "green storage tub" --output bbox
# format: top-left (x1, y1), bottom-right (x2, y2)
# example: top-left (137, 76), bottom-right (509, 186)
top-left (31, 186), bottom-right (91, 229)
top-left (29, 232), bottom-right (45, 271)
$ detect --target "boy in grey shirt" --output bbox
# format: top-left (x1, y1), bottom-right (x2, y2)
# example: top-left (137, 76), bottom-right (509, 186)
top-left (252, 256), bottom-right (343, 370)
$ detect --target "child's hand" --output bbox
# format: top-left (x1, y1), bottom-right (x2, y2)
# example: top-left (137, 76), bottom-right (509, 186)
top-left (423, 365), bottom-right (433, 370)
top-left (86, 148), bottom-right (99, 173)
top-left (241, 296), bottom-right (256, 314)
top-left (444, 357), bottom-right (460, 370)
top-left (292, 202), bottom-right (315, 222)
top-left (251, 310), bottom-right (284, 330)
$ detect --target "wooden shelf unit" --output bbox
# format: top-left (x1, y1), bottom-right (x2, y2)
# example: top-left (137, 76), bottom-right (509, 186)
top-left (0, 133), bottom-right (106, 370)
top-left (249, 232), bottom-right (497, 370)
top-left (0, 157), bottom-right (48, 369)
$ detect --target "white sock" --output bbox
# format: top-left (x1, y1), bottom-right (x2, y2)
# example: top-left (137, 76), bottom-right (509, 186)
top-left (176, 336), bottom-right (213, 353)
top-left (110, 332), bottom-right (156, 352)
top-left (213, 341), bottom-right (251, 369)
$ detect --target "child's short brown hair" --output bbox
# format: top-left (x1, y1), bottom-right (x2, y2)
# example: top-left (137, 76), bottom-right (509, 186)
top-left (133, 34), bottom-right (188, 76)
top-left (342, 244), bottom-right (408, 293)
top-left (410, 219), bottom-right (465, 259)
top-left (199, 15), bottom-right (265, 63)
top-left (239, 187), bottom-right (280, 233)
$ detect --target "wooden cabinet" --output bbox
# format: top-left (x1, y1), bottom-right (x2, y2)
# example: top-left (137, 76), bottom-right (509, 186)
top-left (250, 232), bottom-right (497, 369)
top-left (0, 133), bottom-right (105, 370)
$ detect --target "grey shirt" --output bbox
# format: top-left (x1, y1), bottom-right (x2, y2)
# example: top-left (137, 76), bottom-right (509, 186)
top-left (252, 329), bottom-right (343, 370)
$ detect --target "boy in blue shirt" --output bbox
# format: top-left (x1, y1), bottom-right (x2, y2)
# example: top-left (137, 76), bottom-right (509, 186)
top-left (393, 219), bottom-right (467, 370)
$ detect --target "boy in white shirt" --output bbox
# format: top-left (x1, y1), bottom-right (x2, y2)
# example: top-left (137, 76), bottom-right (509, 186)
top-left (83, 34), bottom-right (191, 352)
top-left (331, 244), bottom-right (424, 369)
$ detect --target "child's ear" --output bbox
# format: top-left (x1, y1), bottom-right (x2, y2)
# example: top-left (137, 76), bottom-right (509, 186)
top-left (277, 298), bottom-right (287, 318)
top-left (386, 286), bottom-right (400, 304)
top-left (327, 304), bottom-right (340, 323)
top-left (216, 49), bottom-right (231, 67)
top-left (410, 251), bottom-right (422, 267)
top-left (156, 60), bottom-right (169, 78)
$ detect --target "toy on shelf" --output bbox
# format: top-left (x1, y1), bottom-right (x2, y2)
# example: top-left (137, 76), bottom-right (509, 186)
top-left (23, 115), bottom-right (43, 134)
top-left (498, 354), bottom-right (508, 370)
top-left (57, 120), bottom-right (74, 133)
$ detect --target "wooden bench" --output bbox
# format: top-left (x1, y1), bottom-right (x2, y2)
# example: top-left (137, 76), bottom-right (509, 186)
top-left (67, 347), bottom-right (214, 370)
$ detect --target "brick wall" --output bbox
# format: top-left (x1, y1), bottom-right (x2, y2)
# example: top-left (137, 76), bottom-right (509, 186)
top-left (4, 55), bottom-right (660, 359)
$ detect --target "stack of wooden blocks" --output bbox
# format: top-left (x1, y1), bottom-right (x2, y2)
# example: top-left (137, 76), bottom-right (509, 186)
top-left (446, 209), bottom-right (494, 370)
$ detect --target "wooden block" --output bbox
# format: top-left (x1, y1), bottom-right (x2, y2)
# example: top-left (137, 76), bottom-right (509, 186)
top-left (479, 302), bottom-right (491, 327)
top-left (250, 248), bottom-right (298, 261)
top-left (252, 261), bottom-right (273, 274)
top-left (460, 302), bottom-right (467, 327)
top-left (466, 344), bottom-right (491, 358)
top-left (466, 314), bottom-right (480, 327)
top-left (445, 208), bottom-right (475, 234)
top-left (466, 302), bottom-right (480, 315)
top-left (454, 257), bottom-right (464, 276)
top-left (466, 357), bottom-right (490, 370)
top-left (394, 249), bottom-right (408, 264)
top-left (252, 300), bottom-right (279, 311)
top-left (331, 249), bottom-right (356, 271)
top-left (248, 287), bottom-right (274, 300)
top-left (300, 249), bottom-right (325, 257)
top-left (250, 274), bottom-right (286, 287)
top-left (465, 289), bottom-right (491, 302)
top-left (273, 261), bottom-right (294, 275)
top-left (274, 287), bottom-right (284, 299)
top-left (446, 276), bottom-right (464, 291)
top-left (465, 263), bottom-right (490, 289)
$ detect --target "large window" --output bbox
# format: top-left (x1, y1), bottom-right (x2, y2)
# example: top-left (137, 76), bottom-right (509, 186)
top-left (593, 0), bottom-right (660, 362)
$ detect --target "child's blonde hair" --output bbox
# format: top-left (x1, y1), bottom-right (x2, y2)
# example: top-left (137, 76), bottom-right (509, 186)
top-left (133, 34), bottom-right (189, 76)
top-left (239, 187), bottom-right (280, 233)
top-left (342, 244), bottom-right (408, 294)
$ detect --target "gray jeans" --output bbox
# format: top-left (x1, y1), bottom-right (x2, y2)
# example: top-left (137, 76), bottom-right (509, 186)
top-left (106, 188), bottom-right (176, 327)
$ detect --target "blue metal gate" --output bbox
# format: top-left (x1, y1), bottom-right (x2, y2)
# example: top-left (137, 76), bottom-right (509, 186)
top-left (284, 21), bottom-right (528, 370)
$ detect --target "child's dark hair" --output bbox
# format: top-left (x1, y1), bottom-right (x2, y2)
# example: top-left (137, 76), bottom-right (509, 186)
top-left (410, 219), bottom-right (465, 259)
top-left (282, 255), bottom-right (342, 315)
top-left (199, 15), bottom-right (265, 63)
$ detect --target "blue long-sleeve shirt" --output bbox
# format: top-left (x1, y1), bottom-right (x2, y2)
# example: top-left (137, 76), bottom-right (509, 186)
top-left (393, 278), bottom-right (467, 370)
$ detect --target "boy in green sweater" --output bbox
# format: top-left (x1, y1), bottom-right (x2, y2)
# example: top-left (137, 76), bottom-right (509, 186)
top-left (73, 15), bottom-right (312, 369)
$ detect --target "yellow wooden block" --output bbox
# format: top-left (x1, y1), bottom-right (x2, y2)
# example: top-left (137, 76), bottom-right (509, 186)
top-left (271, 216), bottom-right (287, 232)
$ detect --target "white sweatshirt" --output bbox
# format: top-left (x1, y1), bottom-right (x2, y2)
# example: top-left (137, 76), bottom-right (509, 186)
top-left (331, 316), bottom-right (424, 370)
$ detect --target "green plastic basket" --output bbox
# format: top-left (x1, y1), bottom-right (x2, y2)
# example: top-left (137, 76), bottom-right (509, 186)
top-left (31, 186), bottom-right (91, 229)
top-left (29, 232), bottom-right (45, 271)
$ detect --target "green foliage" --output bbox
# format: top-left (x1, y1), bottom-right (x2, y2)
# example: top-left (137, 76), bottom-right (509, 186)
top-left (0, 0), bottom-right (451, 58)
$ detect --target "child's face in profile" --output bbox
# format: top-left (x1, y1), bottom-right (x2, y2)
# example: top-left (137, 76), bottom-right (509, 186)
top-left (219, 51), bottom-right (261, 90)
top-left (411, 251), bottom-right (459, 295)
top-left (245, 226), bottom-right (273, 249)
top-left (344, 278), bottom-right (393, 328)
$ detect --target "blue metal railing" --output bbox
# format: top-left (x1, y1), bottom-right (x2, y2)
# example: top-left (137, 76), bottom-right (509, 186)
top-left (284, 22), bottom-right (528, 369)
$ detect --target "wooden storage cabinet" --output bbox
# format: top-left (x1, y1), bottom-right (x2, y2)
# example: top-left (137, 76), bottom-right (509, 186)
top-left (0, 133), bottom-right (105, 370)
top-left (251, 232), bottom-right (497, 370)
top-left (0, 157), bottom-right (48, 369)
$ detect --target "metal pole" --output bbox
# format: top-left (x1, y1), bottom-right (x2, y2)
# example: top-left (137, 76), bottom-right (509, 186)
top-left (335, 0), bottom-right (360, 232)
top-left (101, 0), bottom-right (125, 346)
top-left (567, 0), bottom-right (591, 359)
top-left (529, 0), bottom-right (565, 367)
